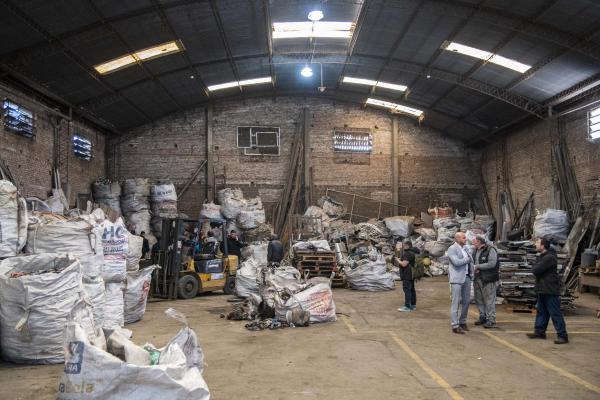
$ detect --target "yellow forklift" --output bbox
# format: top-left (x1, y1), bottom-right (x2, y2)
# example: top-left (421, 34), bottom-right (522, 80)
top-left (151, 217), bottom-right (238, 300)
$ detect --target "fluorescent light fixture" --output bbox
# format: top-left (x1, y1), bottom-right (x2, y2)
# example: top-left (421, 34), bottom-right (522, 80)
top-left (343, 76), bottom-right (407, 92)
top-left (308, 10), bottom-right (324, 21)
top-left (134, 41), bottom-right (182, 61)
top-left (207, 76), bottom-right (272, 91)
top-left (94, 41), bottom-right (183, 74)
top-left (94, 54), bottom-right (137, 74)
top-left (238, 77), bottom-right (272, 86)
top-left (443, 41), bottom-right (531, 73)
top-left (366, 98), bottom-right (423, 117)
top-left (301, 66), bottom-right (313, 77)
top-left (272, 21), bottom-right (353, 39)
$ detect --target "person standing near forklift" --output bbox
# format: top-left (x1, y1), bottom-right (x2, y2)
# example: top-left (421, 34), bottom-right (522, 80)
top-left (221, 230), bottom-right (246, 258)
top-left (267, 234), bottom-right (284, 266)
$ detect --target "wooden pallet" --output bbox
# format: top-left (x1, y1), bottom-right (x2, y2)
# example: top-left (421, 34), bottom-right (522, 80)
top-left (294, 253), bottom-right (336, 263)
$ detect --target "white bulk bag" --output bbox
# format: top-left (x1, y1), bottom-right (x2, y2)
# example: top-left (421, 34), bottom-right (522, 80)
top-left (237, 209), bottom-right (266, 229)
top-left (235, 257), bottom-right (259, 298)
top-left (284, 283), bottom-right (337, 323)
top-left (103, 282), bottom-right (124, 329)
top-left (200, 202), bottom-right (222, 219)
top-left (384, 216), bottom-right (415, 237)
top-left (57, 308), bottom-right (210, 400)
top-left (25, 217), bottom-right (95, 255)
top-left (0, 180), bottom-right (28, 257)
top-left (0, 253), bottom-right (83, 364)
top-left (150, 183), bottom-right (178, 202)
top-left (217, 188), bottom-right (243, 204)
top-left (102, 218), bottom-right (129, 283)
top-left (83, 275), bottom-right (106, 328)
top-left (124, 266), bottom-right (158, 324)
top-left (122, 178), bottom-right (150, 197)
top-left (221, 197), bottom-right (247, 220)
top-left (126, 232), bottom-right (143, 272)
top-left (345, 255), bottom-right (395, 291)
top-left (533, 208), bottom-right (569, 242)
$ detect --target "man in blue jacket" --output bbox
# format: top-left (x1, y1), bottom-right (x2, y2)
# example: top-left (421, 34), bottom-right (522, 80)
top-left (447, 232), bottom-right (474, 334)
top-left (527, 238), bottom-right (569, 344)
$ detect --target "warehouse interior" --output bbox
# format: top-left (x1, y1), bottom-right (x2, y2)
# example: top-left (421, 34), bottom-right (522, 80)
top-left (0, 0), bottom-right (599, 399)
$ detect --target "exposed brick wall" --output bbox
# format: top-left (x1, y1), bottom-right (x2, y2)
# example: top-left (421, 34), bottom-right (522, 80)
top-left (108, 97), bottom-right (480, 219)
top-left (481, 108), bottom-right (600, 222)
top-left (0, 85), bottom-right (107, 204)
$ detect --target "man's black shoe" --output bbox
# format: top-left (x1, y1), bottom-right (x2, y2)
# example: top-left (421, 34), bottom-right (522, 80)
top-left (526, 333), bottom-right (546, 339)
top-left (554, 336), bottom-right (569, 344)
top-left (459, 323), bottom-right (469, 331)
top-left (474, 318), bottom-right (487, 326)
top-left (452, 327), bottom-right (465, 334)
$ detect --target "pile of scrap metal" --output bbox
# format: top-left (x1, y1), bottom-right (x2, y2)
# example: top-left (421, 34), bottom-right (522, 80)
top-left (497, 240), bottom-right (574, 309)
top-left (223, 256), bottom-right (337, 331)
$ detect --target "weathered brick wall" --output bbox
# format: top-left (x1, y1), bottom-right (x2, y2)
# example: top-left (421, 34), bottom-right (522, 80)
top-left (0, 85), bottom-right (106, 204)
top-left (109, 97), bottom-right (480, 219)
top-left (481, 108), bottom-right (600, 222)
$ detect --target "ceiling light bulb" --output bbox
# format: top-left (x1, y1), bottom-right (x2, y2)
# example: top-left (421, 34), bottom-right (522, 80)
top-left (308, 10), bottom-right (324, 21)
top-left (301, 66), bottom-right (313, 77)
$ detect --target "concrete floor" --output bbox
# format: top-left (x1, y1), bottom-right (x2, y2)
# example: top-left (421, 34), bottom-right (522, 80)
top-left (1, 276), bottom-right (599, 400)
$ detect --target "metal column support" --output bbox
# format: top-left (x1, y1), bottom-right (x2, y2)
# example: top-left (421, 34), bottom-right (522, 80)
top-left (392, 117), bottom-right (399, 215)
top-left (303, 107), bottom-right (312, 208)
top-left (205, 106), bottom-right (215, 203)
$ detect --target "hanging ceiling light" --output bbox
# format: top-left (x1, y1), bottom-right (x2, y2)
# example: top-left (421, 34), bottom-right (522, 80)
top-left (308, 10), bottom-right (324, 21)
top-left (301, 66), bottom-right (314, 77)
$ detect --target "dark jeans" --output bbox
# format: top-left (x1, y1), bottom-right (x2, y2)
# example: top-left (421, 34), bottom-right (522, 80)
top-left (534, 294), bottom-right (568, 338)
top-left (402, 280), bottom-right (416, 307)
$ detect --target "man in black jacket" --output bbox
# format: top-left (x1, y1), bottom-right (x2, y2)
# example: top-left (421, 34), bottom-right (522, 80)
top-left (221, 230), bottom-right (246, 258)
top-left (527, 238), bottom-right (569, 344)
top-left (395, 239), bottom-right (420, 312)
top-left (267, 234), bottom-right (284, 265)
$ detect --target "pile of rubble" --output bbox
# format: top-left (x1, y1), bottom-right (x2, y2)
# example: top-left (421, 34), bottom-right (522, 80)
top-left (304, 199), bottom-right (495, 280)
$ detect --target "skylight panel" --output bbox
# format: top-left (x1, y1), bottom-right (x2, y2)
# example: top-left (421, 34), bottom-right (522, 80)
top-left (207, 77), bottom-right (272, 92)
top-left (94, 41), bottom-right (183, 74)
top-left (343, 76), bottom-right (407, 92)
top-left (366, 98), bottom-right (423, 117)
top-left (444, 41), bottom-right (531, 73)
top-left (272, 21), bottom-right (353, 39)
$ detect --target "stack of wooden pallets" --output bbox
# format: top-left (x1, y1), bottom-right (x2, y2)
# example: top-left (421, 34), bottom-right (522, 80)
top-left (293, 250), bottom-right (344, 287)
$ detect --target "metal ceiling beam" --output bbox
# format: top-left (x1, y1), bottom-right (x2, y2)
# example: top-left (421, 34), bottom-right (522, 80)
top-left (79, 52), bottom-right (268, 109)
top-left (79, 50), bottom-right (545, 117)
top-left (366, 2), bottom-right (425, 97)
top-left (261, 0), bottom-right (276, 88)
top-left (86, 0), bottom-right (183, 110)
top-left (401, 0), bottom-right (486, 95)
top-left (427, 0), bottom-right (559, 111)
top-left (0, 0), bottom-right (204, 62)
top-left (0, 64), bottom-right (120, 136)
top-left (335, 0), bottom-right (372, 90)
top-left (422, 0), bottom-right (600, 61)
top-left (354, 53), bottom-right (546, 118)
top-left (0, 0), bottom-right (151, 121)
top-left (208, 0), bottom-right (241, 93)
top-left (150, 0), bottom-right (210, 98)
top-left (544, 73), bottom-right (600, 107)
top-left (443, 23), bottom-right (600, 132)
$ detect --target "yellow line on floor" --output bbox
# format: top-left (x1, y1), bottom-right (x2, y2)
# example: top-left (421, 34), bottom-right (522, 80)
top-left (499, 330), bottom-right (600, 334)
top-left (388, 331), bottom-right (464, 400)
top-left (483, 331), bottom-right (600, 395)
top-left (340, 314), bottom-right (357, 333)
